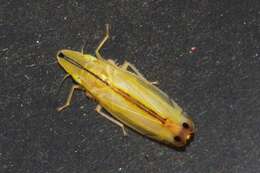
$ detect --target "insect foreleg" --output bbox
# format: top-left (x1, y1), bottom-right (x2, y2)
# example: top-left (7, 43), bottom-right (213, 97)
top-left (95, 104), bottom-right (128, 136)
top-left (57, 85), bottom-right (83, 111)
top-left (95, 24), bottom-right (110, 59)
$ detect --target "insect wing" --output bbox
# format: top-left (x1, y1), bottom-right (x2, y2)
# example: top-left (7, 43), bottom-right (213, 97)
top-left (109, 69), bottom-right (184, 123)
top-left (93, 85), bottom-right (175, 143)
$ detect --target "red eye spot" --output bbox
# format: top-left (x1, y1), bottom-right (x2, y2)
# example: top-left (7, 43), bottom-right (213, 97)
top-left (182, 122), bottom-right (189, 129)
top-left (174, 136), bottom-right (181, 142)
top-left (189, 47), bottom-right (198, 54)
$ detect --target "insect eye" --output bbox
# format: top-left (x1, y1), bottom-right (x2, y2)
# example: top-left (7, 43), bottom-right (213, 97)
top-left (174, 136), bottom-right (181, 142)
top-left (182, 122), bottom-right (189, 129)
top-left (58, 52), bottom-right (65, 58)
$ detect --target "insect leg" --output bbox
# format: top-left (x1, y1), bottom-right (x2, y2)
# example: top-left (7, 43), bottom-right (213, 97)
top-left (121, 61), bottom-right (145, 78)
top-left (85, 92), bottom-right (93, 99)
top-left (121, 61), bottom-right (159, 85)
top-left (95, 24), bottom-right (110, 59)
top-left (95, 104), bottom-right (128, 136)
top-left (57, 85), bottom-right (83, 111)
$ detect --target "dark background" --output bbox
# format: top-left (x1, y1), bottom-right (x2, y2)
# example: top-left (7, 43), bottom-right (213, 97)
top-left (1, 0), bottom-right (260, 172)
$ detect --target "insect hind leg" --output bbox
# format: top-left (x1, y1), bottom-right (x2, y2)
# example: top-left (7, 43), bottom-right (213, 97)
top-left (121, 61), bottom-right (159, 85)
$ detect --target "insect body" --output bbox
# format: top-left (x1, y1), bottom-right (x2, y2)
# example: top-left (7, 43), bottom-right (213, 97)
top-left (57, 25), bottom-right (195, 147)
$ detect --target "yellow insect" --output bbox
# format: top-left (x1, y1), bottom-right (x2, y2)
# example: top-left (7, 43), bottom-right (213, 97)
top-left (56, 24), bottom-right (195, 147)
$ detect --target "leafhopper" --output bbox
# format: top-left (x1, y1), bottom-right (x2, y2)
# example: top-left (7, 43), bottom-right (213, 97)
top-left (57, 25), bottom-right (195, 147)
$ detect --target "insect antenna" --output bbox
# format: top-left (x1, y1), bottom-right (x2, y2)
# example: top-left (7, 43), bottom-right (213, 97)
top-left (55, 74), bottom-right (71, 102)
top-left (81, 40), bottom-right (87, 54)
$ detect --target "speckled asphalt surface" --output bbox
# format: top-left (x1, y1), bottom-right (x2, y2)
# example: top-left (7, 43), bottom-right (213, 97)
top-left (1, 1), bottom-right (260, 173)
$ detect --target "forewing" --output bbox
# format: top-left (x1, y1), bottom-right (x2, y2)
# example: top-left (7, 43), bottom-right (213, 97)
top-left (109, 69), bottom-right (183, 122)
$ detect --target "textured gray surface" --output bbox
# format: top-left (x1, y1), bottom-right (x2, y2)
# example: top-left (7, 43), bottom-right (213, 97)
top-left (1, 0), bottom-right (260, 173)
